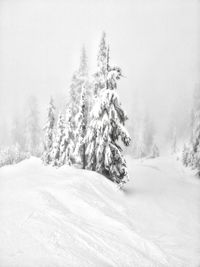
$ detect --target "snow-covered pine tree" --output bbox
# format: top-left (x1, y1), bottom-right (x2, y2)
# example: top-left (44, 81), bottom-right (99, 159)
top-left (42, 97), bottom-right (55, 165)
top-left (74, 85), bottom-right (87, 168)
top-left (190, 86), bottom-right (200, 172)
top-left (68, 47), bottom-right (93, 159)
top-left (134, 109), bottom-right (154, 158)
top-left (69, 47), bottom-right (89, 130)
top-left (85, 45), bottom-right (131, 186)
top-left (182, 143), bottom-right (192, 167)
top-left (93, 32), bottom-right (108, 96)
top-left (51, 113), bottom-right (65, 167)
top-left (59, 107), bottom-right (74, 166)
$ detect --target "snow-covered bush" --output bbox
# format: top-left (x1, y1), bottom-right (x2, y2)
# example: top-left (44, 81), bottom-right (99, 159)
top-left (0, 145), bottom-right (30, 168)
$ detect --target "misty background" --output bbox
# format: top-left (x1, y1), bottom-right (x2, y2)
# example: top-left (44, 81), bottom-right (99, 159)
top-left (0, 0), bottom-right (199, 153)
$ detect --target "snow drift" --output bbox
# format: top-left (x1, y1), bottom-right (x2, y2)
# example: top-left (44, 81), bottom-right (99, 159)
top-left (0, 157), bottom-right (200, 267)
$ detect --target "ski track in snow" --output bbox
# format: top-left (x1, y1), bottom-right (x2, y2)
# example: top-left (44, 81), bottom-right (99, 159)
top-left (0, 156), bottom-right (200, 267)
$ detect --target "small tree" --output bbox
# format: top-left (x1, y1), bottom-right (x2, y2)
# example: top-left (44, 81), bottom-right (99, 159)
top-left (42, 97), bottom-right (55, 165)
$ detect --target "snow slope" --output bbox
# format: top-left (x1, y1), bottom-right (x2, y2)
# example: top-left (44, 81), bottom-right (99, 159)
top-left (0, 156), bottom-right (200, 267)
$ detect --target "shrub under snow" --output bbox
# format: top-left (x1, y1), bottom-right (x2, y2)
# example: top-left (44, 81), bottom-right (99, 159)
top-left (0, 145), bottom-right (30, 168)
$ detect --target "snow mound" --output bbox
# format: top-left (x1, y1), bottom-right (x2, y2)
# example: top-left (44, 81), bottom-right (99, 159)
top-left (0, 157), bottom-right (200, 267)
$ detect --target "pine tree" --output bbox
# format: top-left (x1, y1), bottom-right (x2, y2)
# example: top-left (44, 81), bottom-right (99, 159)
top-left (151, 144), bottom-right (160, 158)
top-left (190, 86), bottom-right (200, 172)
top-left (51, 113), bottom-right (65, 167)
top-left (85, 44), bottom-right (131, 186)
top-left (93, 32), bottom-right (108, 96)
top-left (42, 97), bottom-right (55, 165)
top-left (182, 143), bottom-right (192, 167)
top-left (137, 125), bottom-right (146, 158)
top-left (69, 47), bottom-right (88, 125)
top-left (74, 85), bottom-right (87, 168)
top-left (59, 107), bottom-right (74, 166)
top-left (69, 46), bottom-right (91, 152)
top-left (134, 109), bottom-right (154, 158)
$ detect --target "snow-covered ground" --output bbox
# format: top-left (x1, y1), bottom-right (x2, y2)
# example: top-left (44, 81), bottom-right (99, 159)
top-left (0, 156), bottom-right (200, 267)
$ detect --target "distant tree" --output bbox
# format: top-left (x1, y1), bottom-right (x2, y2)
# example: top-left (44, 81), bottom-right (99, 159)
top-left (135, 110), bottom-right (155, 158)
top-left (85, 44), bottom-right (131, 186)
top-left (68, 47), bottom-right (92, 153)
top-left (25, 96), bottom-right (41, 156)
top-left (51, 113), bottom-right (65, 167)
top-left (11, 114), bottom-right (26, 151)
top-left (182, 143), bottom-right (192, 167)
top-left (69, 47), bottom-right (88, 126)
top-left (59, 107), bottom-right (74, 166)
top-left (0, 144), bottom-right (29, 167)
top-left (145, 115), bottom-right (155, 154)
top-left (171, 127), bottom-right (177, 154)
top-left (182, 86), bottom-right (200, 174)
top-left (136, 125), bottom-right (146, 158)
top-left (74, 86), bottom-right (87, 168)
top-left (190, 86), bottom-right (200, 172)
top-left (151, 144), bottom-right (160, 158)
top-left (42, 97), bottom-right (55, 165)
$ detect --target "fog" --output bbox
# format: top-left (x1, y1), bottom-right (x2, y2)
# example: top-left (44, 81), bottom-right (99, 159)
top-left (0, 0), bottom-right (199, 150)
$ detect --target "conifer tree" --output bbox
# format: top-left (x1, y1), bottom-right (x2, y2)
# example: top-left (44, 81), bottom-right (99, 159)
top-left (42, 97), bottom-right (55, 165)
top-left (85, 43), bottom-right (131, 186)
top-left (59, 107), bottom-right (74, 166)
top-left (69, 47), bottom-right (88, 128)
top-left (182, 143), bottom-right (192, 167)
top-left (190, 86), bottom-right (200, 172)
top-left (134, 110), bottom-right (154, 158)
top-left (68, 47), bottom-right (92, 153)
top-left (151, 144), bottom-right (160, 158)
top-left (51, 113), bottom-right (65, 167)
top-left (74, 85), bottom-right (87, 168)
top-left (93, 32), bottom-right (108, 96)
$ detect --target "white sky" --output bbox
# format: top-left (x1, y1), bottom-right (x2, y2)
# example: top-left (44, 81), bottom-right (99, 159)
top-left (0, 0), bottom-right (199, 145)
